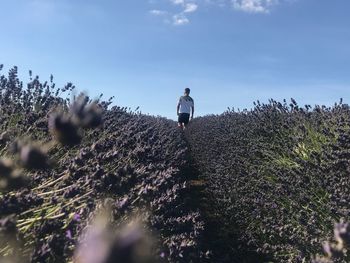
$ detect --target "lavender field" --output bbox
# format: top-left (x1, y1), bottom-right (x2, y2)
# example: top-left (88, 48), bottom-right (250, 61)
top-left (1, 66), bottom-right (349, 263)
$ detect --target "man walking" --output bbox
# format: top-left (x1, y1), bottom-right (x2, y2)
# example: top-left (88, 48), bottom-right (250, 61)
top-left (177, 88), bottom-right (194, 130)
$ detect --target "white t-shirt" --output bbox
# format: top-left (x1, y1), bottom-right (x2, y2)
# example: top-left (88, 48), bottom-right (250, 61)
top-left (178, 96), bottom-right (194, 114)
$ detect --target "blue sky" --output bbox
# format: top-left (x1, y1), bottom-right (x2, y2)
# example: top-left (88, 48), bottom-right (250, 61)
top-left (1, 0), bottom-right (349, 119)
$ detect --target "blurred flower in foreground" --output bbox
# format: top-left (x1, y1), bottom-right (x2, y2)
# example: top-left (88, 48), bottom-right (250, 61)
top-left (75, 214), bottom-right (156, 263)
top-left (0, 159), bottom-right (29, 191)
top-left (70, 94), bottom-right (103, 129)
top-left (312, 221), bottom-right (350, 263)
top-left (48, 94), bottom-right (103, 147)
top-left (334, 222), bottom-right (350, 248)
top-left (20, 145), bottom-right (48, 170)
top-left (49, 113), bottom-right (82, 147)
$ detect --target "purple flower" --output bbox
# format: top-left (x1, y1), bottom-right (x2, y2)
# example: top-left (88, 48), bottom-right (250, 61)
top-left (73, 213), bottom-right (81, 222)
top-left (66, 230), bottom-right (73, 239)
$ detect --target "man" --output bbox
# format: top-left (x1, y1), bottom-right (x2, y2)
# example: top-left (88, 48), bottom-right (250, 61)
top-left (177, 88), bottom-right (194, 129)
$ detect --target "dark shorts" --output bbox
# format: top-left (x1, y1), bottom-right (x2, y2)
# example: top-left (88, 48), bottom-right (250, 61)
top-left (178, 113), bottom-right (190, 125)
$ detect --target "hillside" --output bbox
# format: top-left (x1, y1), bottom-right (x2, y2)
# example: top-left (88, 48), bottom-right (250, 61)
top-left (1, 66), bottom-right (350, 263)
top-left (186, 101), bottom-right (350, 262)
top-left (0, 66), bottom-right (206, 263)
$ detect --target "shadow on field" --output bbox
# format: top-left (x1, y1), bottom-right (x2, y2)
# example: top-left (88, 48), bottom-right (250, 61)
top-left (183, 147), bottom-right (273, 263)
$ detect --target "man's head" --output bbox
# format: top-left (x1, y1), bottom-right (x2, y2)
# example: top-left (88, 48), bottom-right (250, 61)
top-left (184, 88), bottom-right (190, 96)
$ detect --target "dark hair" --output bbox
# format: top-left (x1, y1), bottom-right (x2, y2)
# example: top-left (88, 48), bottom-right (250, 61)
top-left (185, 88), bottom-right (190, 94)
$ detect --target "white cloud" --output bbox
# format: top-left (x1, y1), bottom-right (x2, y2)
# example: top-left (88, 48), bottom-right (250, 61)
top-left (150, 0), bottom-right (290, 25)
top-left (171, 0), bottom-right (186, 5)
top-left (232, 0), bottom-right (279, 13)
top-left (173, 14), bottom-right (190, 25)
top-left (149, 9), bottom-right (168, 16)
top-left (150, 0), bottom-right (198, 26)
top-left (184, 3), bottom-right (198, 13)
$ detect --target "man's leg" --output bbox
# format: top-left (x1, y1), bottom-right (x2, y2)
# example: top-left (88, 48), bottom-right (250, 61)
top-left (183, 114), bottom-right (190, 129)
top-left (178, 114), bottom-right (182, 129)
top-left (178, 114), bottom-right (185, 130)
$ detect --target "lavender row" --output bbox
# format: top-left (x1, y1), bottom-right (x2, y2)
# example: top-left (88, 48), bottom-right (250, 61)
top-left (186, 99), bottom-right (350, 262)
top-left (0, 66), bottom-right (206, 263)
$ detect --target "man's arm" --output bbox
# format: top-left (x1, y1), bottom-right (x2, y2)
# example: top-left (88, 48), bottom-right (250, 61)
top-left (177, 102), bottom-right (180, 116)
top-left (191, 105), bottom-right (194, 119)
